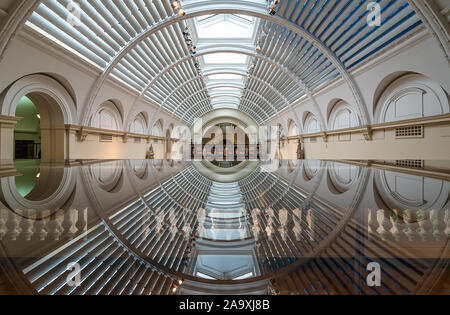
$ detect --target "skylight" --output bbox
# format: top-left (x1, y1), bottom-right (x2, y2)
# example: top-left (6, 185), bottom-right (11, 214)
top-left (208, 74), bottom-right (243, 80)
top-left (196, 14), bottom-right (254, 39)
top-left (203, 53), bottom-right (247, 65)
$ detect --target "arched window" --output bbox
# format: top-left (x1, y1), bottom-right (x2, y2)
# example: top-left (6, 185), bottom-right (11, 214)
top-left (375, 73), bottom-right (449, 123)
top-left (287, 119), bottom-right (298, 137)
top-left (329, 101), bottom-right (359, 130)
top-left (130, 113), bottom-right (147, 134)
top-left (91, 101), bottom-right (122, 131)
top-left (304, 113), bottom-right (320, 134)
top-left (152, 119), bottom-right (164, 137)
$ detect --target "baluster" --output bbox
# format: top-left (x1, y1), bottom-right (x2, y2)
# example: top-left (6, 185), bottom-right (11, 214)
top-left (391, 209), bottom-right (405, 242)
top-left (0, 209), bottom-right (7, 240)
top-left (62, 208), bottom-right (76, 240)
top-left (48, 211), bottom-right (63, 241)
top-left (6, 210), bottom-right (20, 241)
top-left (292, 208), bottom-right (302, 242)
top-left (430, 209), bottom-right (444, 241)
top-left (417, 209), bottom-right (432, 242)
top-left (278, 208), bottom-right (288, 241)
top-left (265, 208), bottom-right (274, 241)
top-left (378, 209), bottom-right (393, 241)
top-left (444, 209), bottom-right (450, 237)
top-left (19, 209), bottom-right (35, 241)
top-left (403, 209), bottom-right (418, 242)
top-left (75, 208), bottom-right (87, 239)
top-left (33, 210), bottom-right (48, 241)
top-left (368, 208), bottom-right (379, 240)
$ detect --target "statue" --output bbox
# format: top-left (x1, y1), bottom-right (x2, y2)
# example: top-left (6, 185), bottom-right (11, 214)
top-left (146, 144), bottom-right (155, 159)
top-left (297, 139), bottom-right (304, 160)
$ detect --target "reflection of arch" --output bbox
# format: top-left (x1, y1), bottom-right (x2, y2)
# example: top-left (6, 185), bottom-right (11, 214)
top-left (375, 73), bottom-right (449, 123)
top-left (303, 112), bottom-right (321, 134)
top-left (90, 100), bottom-right (122, 131)
top-left (328, 100), bottom-right (360, 130)
top-left (0, 74), bottom-right (76, 161)
top-left (129, 112), bottom-right (147, 134)
top-left (152, 159), bottom-right (163, 171)
top-left (374, 170), bottom-right (450, 211)
top-left (327, 162), bottom-right (359, 194)
top-left (0, 167), bottom-right (76, 213)
top-left (89, 161), bottom-right (123, 193)
top-left (303, 160), bottom-right (321, 181)
top-left (165, 129), bottom-right (172, 155)
top-left (129, 159), bottom-right (148, 180)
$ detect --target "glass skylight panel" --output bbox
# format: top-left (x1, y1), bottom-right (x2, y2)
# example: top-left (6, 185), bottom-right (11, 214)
top-left (196, 14), bottom-right (254, 39)
top-left (203, 53), bottom-right (247, 64)
top-left (208, 74), bottom-right (243, 80)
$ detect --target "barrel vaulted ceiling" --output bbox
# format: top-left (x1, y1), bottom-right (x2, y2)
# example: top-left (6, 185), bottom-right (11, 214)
top-left (26, 0), bottom-right (423, 125)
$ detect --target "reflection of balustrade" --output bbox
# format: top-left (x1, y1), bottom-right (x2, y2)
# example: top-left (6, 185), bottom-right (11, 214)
top-left (239, 167), bottom-right (343, 274)
top-left (272, 207), bottom-right (448, 295)
top-left (367, 208), bottom-right (450, 242)
top-left (190, 143), bottom-right (260, 160)
top-left (0, 208), bottom-right (88, 242)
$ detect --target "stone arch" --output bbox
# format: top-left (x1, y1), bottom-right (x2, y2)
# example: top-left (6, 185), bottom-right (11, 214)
top-left (287, 118), bottom-right (298, 137)
top-left (90, 100), bottom-right (123, 131)
top-left (151, 119), bottom-right (164, 137)
top-left (328, 99), bottom-right (360, 130)
top-left (0, 74), bottom-right (77, 161)
top-left (303, 112), bottom-right (321, 134)
top-left (129, 112), bottom-right (148, 134)
top-left (374, 73), bottom-right (449, 123)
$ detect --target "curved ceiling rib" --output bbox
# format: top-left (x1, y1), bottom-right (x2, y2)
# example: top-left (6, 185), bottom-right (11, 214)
top-left (26, 0), bottom-right (422, 127)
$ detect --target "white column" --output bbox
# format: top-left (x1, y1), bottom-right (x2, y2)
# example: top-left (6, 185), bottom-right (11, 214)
top-left (0, 115), bottom-right (21, 163)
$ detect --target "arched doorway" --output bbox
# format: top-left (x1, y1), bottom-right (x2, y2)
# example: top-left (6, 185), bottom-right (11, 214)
top-left (1, 74), bottom-right (76, 162)
top-left (14, 96), bottom-right (41, 160)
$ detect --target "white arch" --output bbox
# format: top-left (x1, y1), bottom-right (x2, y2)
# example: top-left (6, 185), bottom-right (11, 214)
top-left (328, 100), bottom-right (360, 130)
top-left (0, 74), bottom-right (76, 124)
top-left (129, 112), bottom-right (148, 134)
top-left (375, 73), bottom-right (449, 123)
top-left (90, 100), bottom-right (122, 131)
top-left (303, 112), bottom-right (321, 134)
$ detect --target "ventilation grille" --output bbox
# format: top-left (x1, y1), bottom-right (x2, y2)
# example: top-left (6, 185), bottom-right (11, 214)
top-left (395, 125), bottom-right (423, 138)
top-left (395, 160), bottom-right (424, 169)
top-left (134, 138), bottom-right (141, 143)
top-left (309, 137), bottom-right (317, 143)
top-left (99, 134), bottom-right (113, 142)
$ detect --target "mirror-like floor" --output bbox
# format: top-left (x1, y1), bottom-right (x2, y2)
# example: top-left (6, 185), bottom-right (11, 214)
top-left (0, 159), bottom-right (449, 295)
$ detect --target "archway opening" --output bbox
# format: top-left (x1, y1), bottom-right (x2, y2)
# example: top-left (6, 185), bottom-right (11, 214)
top-left (14, 96), bottom-right (41, 160)
top-left (12, 91), bottom-right (66, 162)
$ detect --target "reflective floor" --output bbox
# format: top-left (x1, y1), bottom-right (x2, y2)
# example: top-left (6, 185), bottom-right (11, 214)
top-left (0, 159), bottom-right (449, 295)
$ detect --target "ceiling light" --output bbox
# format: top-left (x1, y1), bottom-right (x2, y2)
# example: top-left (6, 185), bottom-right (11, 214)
top-left (171, 1), bottom-right (180, 10)
top-left (177, 8), bottom-right (185, 17)
top-left (36, 113), bottom-right (40, 119)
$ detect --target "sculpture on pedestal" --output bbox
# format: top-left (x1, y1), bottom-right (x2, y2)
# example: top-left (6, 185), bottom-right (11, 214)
top-left (297, 139), bottom-right (304, 160)
top-left (146, 144), bottom-right (155, 159)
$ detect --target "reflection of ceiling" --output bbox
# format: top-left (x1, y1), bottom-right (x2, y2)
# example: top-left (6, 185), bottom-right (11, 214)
top-left (193, 160), bottom-right (260, 183)
top-left (195, 254), bottom-right (255, 280)
top-left (26, 0), bottom-right (422, 125)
